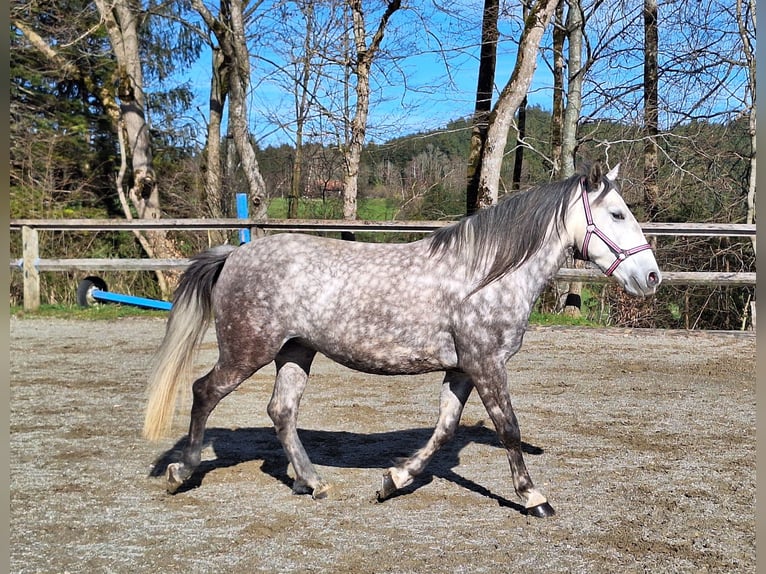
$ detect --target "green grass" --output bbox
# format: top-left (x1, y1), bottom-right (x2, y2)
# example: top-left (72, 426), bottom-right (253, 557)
top-left (528, 310), bottom-right (601, 327)
top-left (267, 197), bottom-right (398, 220)
top-left (10, 304), bottom-right (169, 320)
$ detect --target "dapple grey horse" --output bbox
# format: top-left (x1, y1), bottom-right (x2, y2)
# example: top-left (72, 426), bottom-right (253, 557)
top-left (144, 162), bottom-right (661, 518)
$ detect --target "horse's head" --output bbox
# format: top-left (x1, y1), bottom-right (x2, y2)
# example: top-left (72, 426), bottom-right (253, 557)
top-left (567, 162), bottom-right (662, 297)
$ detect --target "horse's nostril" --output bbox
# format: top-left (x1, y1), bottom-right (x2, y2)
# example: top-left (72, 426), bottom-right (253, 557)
top-left (648, 271), bottom-right (660, 286)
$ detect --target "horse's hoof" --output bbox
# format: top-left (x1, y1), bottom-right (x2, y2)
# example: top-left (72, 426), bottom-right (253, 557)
top-left (312, 483), bottom-right (333, 500)
top-left (291, 479), bottom-right (313, 496)
top-left (376, 472), bottom-right (397, 501)
top-left (166, 463), bottom-right (186, 494)
top-left (525, 501), bottom-right (556, 518)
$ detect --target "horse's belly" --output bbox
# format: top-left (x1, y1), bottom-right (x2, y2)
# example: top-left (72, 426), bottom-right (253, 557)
top-left (311, 337), bottom-right (458, 376)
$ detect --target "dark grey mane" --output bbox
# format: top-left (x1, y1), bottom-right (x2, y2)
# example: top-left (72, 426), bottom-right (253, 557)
top-left (427, 172), bottom-right (584, 290)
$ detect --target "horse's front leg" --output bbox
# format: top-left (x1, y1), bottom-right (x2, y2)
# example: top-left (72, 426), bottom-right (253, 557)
top-left (378, 371), bottom-right (473, 500)
top-left (471, 363), bottom-right (555, 518)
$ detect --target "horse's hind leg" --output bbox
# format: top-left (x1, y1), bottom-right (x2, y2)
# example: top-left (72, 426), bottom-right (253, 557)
top-left (166, 362), bottom-right (259, 493)
top-left (266, 340), bottom-right (328, 499)
top-left (378, 371), bottom-right (473, 500)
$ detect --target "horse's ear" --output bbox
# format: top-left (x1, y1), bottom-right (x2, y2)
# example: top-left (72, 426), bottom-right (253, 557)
top-left (587, 162), bottom-right (603, 189)
top-left (605, 163), bottom-right (620, 181)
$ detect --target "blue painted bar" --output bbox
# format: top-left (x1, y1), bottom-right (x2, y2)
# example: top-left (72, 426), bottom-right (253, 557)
top-left (236, 193), bottom-right (250, 244)
top-left (91, 289), bottom-right (173, 311)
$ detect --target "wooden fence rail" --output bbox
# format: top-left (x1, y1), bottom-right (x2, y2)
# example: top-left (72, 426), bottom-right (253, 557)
top-left (10, 219), bottom-right (756, 311)
top-left (8, 218), bottom-right (758, 236)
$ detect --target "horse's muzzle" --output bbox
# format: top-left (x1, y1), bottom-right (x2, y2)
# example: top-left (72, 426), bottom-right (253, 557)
top-left (639, 269), bottom-right (662, 296)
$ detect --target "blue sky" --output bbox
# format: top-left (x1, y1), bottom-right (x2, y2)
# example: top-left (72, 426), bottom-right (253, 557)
top-left (170, 2), bottom-right (554, 148)
top-left (167, 0), bottom-right (750, 149)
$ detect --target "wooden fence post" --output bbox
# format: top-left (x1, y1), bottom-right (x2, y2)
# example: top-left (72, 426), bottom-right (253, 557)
top-left (750, 300), bottom-right (756, 331)
top-left (22, 226), bottom-right (40, 311)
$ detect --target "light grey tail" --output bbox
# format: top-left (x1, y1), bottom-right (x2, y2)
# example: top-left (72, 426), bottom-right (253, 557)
top-left (143, 245), bottom-right (236, 441)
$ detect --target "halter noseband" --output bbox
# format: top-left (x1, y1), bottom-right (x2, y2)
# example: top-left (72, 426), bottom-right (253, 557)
top-left (578, 177), bottom-right (652, 276)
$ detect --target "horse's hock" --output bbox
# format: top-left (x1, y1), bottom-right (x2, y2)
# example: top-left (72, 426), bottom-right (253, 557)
top-left (10, 317), bottom-right (755, 573)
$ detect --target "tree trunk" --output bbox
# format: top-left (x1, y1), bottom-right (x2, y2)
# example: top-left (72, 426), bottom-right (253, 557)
top-left (194, 0), bottom-right (268, 227)
top-left (14, 15), bottom-right (178, 297)
top-left (205, 46), bottom-right (231, 245)
top-left (290, 3), bottom-right (316, 220)
top-left (737, 0), bottom-right (756, 256)
top-left (343, 0), bottom-right (402, 224)
top-left (476, 0), bottom-right (558, 209)
top-left (511, 1), bottom-right (532, 192)
top-left (230, 0), bottom-right (268, 222)
top-left (290, 130), bottom-right (304, 219)
top-left (561, 0), bottom-right (583, 179)
top-left (643, 0), bottom-right (660, 219)
top-left (512, 95), bottom-right (527, 191)
top-left (466, 0), bottom-right (499, 215)
top-left (549, 0), bottom-right (565, 179)
top-left (561, 0), bottom-right (585, 318)
top-left (95, 0), bottom-right (183, 296)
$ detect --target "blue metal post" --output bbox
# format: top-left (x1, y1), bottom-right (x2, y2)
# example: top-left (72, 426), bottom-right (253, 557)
top-left (236, 193), bottom-right (251, 244)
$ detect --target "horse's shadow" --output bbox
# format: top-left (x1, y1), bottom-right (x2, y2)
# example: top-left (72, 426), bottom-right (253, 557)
top-left (149, 423), bottom-right (544, 514)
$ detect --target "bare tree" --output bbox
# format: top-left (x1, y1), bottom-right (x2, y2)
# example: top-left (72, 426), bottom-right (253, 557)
top-left (560, 0), bottom-right (583, 179)
top-left (15, 1), bottom-right (185, 296)
top-left (288, 1), bottom-right (317, 219)
top-left (643, 0), bottom-right (659, 217)
top-left (511, 0), bottom-right (531, 193)
top-left (736, 0), bottom-right (756, 254)
top-left (466, 0), bottom-right (499, 215)
top-left (97, 0), bottom-right (204, 294)
top-left (343, 0), bottom-right (402, 221)
top-left (475, 0), bottom-right (559, 209)
top-left (549, 0), bottom-right (566, 178)
top-left (203, 43), bottom-right (230, 245)
top-left (193, 0), bottom-right (269, 226)
top-left (736, 0), bottom-right (756, 327)
top-left (560, 0), bottom-right (585, 317)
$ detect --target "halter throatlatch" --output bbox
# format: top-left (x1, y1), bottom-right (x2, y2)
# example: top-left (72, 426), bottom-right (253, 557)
top-left (578, 178), bottom-right (652, 276)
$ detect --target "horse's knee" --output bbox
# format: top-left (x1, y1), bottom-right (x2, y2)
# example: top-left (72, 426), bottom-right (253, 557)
top-left (266, 397), bottom-right (290, 428)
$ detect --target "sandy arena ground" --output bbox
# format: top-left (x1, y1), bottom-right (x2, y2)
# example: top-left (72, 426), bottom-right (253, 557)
top-left (10, 317), bottom-right (755, 573)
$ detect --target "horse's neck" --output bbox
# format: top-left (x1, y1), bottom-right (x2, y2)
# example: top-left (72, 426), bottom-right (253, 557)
top-left (531, 231), bottom-right (570, 280)
top-left (491, 231), bottom-right (570, 307)
top-left (418, 228), bottom-right (570, 301)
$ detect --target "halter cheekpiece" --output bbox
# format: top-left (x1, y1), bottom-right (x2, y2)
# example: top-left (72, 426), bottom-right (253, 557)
top-left (578, 176), bottom-right (652, 276)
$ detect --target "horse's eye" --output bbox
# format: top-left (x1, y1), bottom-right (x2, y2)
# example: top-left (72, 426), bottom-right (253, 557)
top-left (611, 211), bottom-right (625, 221)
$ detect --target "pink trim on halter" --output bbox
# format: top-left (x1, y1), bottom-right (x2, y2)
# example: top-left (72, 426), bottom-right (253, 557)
top-left (579, 179), bottom-right (652, 276)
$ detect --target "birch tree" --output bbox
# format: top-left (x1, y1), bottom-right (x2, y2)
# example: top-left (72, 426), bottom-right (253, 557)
top-left (475, 0), bottom-right (559, 209)
top-left (737, 0), bottom-right (756, 255)
top-left (736, 0), bottom-right (755, 326)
